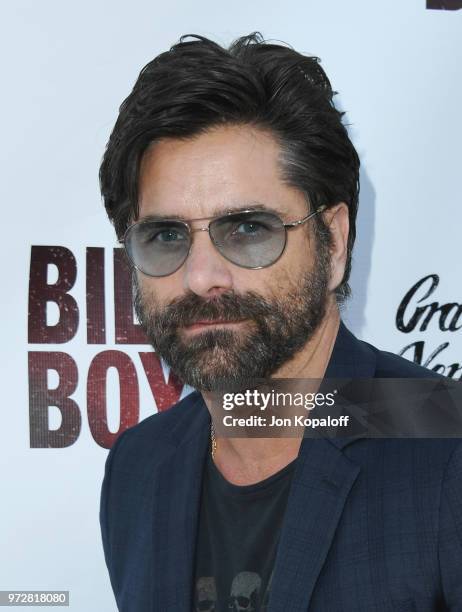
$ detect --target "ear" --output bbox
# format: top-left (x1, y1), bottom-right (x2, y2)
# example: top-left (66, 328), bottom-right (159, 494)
top-left (321, 202), bottom-right (349, 293)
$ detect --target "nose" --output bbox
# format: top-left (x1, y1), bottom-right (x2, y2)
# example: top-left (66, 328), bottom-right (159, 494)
top-left (182, 228), bottom-right (234, 297)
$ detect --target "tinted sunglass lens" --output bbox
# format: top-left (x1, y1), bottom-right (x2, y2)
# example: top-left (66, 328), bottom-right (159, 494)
top-left (125, 221), bottom-right (190, 276)
top-left (210, 211), bottom-right (286, 268)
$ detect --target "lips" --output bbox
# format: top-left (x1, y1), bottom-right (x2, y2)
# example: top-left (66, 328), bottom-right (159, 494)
top-left (183, 319), bottom-right (246, 330)
top-left (189, 320), bottom-right (234, 325)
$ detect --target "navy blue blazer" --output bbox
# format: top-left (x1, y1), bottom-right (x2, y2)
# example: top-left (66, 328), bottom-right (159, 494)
top-left (100, 322), bottom-right (462, 611)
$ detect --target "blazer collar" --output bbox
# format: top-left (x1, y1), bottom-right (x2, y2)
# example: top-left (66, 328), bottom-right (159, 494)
top-left (325, 320), bottom-right (376, 379)
top-left (323, 320), bottom-right (376, 450)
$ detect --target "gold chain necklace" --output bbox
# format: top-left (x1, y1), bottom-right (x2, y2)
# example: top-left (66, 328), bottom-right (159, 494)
top-left (210, 421), bottom-right (217, 459)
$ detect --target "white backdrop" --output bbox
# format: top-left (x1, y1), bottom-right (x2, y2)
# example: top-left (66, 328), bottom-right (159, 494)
top-left (1, 1), bottom-right (461, 610)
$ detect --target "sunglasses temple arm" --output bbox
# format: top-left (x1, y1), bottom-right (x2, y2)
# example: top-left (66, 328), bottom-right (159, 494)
top-left (284, 204), bottom-right (327, 228)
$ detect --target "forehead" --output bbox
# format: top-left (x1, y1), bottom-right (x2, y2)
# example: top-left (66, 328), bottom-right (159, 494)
top-left (137, 124), bottom-right (306, 220)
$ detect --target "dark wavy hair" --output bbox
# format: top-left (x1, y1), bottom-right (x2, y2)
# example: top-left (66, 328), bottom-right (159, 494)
top-left (99, 32), bottom-right (360, 302)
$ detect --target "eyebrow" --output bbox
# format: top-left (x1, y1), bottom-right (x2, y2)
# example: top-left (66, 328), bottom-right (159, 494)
top-left (137, 202), bottom-right (290, 222)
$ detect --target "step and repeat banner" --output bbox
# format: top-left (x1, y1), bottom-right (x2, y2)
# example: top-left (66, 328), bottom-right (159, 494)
top-left (1, 0), bottom-right (461, 610)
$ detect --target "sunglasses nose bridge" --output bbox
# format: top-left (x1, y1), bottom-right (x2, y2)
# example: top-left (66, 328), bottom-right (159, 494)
top-left (188, 224), bottom-right (226, 253)
top-left (189, 226), bottom-right (211, 234)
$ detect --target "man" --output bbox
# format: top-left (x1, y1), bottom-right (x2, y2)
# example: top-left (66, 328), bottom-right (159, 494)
top-left (99, 33), bottom-right (462, 611)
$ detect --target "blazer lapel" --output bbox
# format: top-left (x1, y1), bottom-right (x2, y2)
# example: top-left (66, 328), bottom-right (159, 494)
top-left (267, 437), bottom-right (361, 612)
top-left (267, 321), bottom-right (377, 611)
top-left (151, 395), bottom-right (210, 612)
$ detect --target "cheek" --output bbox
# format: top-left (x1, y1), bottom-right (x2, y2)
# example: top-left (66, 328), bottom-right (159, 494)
top-left (136, 272), bottom-right (182, 305)
top-left (241, 264), bottom-right (301, 298)
top-left (271, 231), bottom-right (313, 285)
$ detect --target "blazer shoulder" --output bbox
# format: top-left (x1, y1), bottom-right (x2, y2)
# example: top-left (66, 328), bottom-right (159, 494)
top-left (362, 338), bottom-right (443, 379)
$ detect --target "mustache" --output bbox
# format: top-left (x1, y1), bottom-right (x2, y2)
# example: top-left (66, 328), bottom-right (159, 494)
top-left (136, 289), bottom-right (274, 328)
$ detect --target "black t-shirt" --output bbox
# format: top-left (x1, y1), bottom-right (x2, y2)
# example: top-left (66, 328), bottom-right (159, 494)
top-left (193, 451), bottom-right (297, 612)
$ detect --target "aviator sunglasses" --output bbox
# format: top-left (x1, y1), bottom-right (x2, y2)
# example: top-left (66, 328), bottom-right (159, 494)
top-left (122, 204), bottom-right (327, 277)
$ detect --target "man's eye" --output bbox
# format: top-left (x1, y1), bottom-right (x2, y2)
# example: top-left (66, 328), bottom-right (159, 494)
top-left (157, 229), bottom-right (180, 241)
top-left (148, 228), bottom-right (186, 243)
top-left (233, 221), bottom-right (265, 235)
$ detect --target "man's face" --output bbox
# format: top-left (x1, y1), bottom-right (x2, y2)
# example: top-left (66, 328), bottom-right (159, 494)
top-left (133, 124), bottom-right (332, 391)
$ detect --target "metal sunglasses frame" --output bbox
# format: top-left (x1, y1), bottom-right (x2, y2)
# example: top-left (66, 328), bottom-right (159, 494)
top-left (122, 204), bottom-right (327, 277)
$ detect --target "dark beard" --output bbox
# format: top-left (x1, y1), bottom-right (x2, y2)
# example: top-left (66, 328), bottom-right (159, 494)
top-left (133, 248), bottom-right (330, 392)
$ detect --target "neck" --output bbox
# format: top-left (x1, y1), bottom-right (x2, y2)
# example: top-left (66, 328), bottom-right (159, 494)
top-left (202, 296), bottom-right (341, 485)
